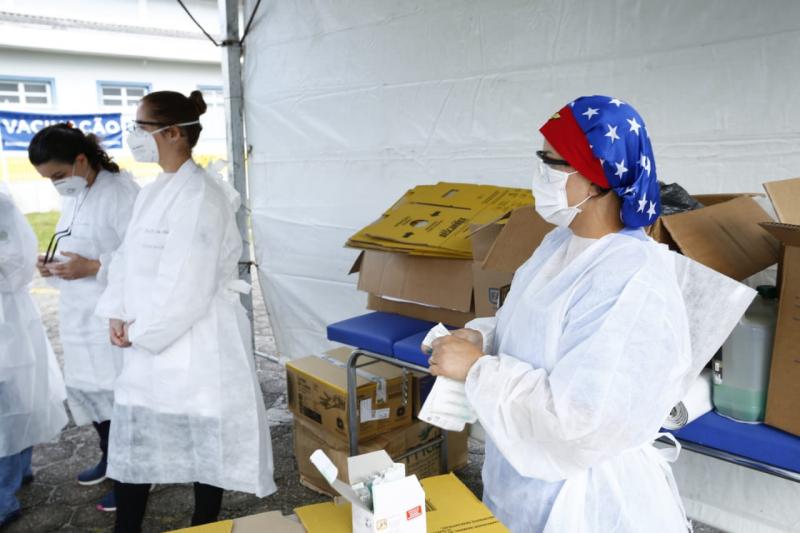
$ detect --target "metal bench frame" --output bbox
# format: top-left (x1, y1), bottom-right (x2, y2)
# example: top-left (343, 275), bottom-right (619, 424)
top-left (346, 349), bottom-right (449, 473)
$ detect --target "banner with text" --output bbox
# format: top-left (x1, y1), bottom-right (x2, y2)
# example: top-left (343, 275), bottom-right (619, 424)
top-left (0, 110), bottom-right (124, 151)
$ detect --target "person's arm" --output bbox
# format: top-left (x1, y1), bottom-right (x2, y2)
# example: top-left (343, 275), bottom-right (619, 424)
top-left (95, 239), bottom-right (128, 321)
top-left (463, 316), bottom-right (498, 353)
top-left (97, 181), bottom-right (138, 286)
top-left (125, 190), bottom-right (228, 354)
top-left (0, 199), bottom-right (37, 292)
top-left (46, 253), bottom-right (100, 280)
top-left (464, 276), bottom-right (685, 482)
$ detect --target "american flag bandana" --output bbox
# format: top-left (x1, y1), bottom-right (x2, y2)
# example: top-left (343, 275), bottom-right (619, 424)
top-left (540, 95), bottom-right (661, 228)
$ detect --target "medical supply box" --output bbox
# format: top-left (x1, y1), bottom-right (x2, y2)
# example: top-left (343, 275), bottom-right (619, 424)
top-left (286, 347), bottom-right (412, 441)
top-left (309, 449), bottom-right (427, 533)
top-left (293, 415), bottom-right (468, 497)
top-left (296, 472), bottom-right (510, 533)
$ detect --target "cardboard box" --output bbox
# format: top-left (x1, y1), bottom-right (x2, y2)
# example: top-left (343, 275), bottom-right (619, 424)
top-left (349, 184), bottom-right (539, 325)
top-left (307, 449), bottom-right (427, 533)
top-left (471, 206), bottom-right (554, 317)
top-left (649, 194), bottom-right (779, 281)
top-left (296, 473), bottom-right (509, 533)
top-left (167, 511), bottom-right (303, 533)
top-left (348, 182), bottom-right (533, 259)
top-left (355, 205), bottom-right (554, 324)
top-left (294, 415), bottom-right (468, 497)
top-left (366, 293), bottom-right (475, 327)
top-left (761, 177), bottom-right (800, 436)
top-left (354, 250), bottom-right (474, 314)
top-left (286, 348), bottom-right (412, 441)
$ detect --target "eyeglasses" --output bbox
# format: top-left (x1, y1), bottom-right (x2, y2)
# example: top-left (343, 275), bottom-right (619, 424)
top-left (126, 120), bottom-right (168, 133)
top-left (536, 150), bottom-right (571, 168)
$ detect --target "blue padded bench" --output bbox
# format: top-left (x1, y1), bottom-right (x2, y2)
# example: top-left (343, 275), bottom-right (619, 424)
top-left (393, 331), bottom-right (433, 367)
top-left (326, 312), bottom-right (434, 356)
top-left (393, 326), bottom-right (456, 367)
top-left (669, 412), bottom-right (800, 476)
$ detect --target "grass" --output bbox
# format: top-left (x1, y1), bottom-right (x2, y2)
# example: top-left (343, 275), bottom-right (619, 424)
top-left (25, 211), bottom-right (60, 252)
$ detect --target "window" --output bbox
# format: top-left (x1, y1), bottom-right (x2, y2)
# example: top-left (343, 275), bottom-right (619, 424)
top-left (98, 83), bottom-right (150, 108)
top-left (0, 78), bottom-right (54, 106)
top-left (198, 86), bottom-right (224, 108)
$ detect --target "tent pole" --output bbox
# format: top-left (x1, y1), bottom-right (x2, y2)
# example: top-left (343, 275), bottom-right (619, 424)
top-left (219, 0), bottom-right (256, 353)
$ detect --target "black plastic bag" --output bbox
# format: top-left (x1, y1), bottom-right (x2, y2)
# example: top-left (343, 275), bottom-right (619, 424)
top-left (659, 182), bottom-right (704, 216)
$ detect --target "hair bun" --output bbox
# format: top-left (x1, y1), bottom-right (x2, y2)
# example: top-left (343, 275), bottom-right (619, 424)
top-left (188, 90), bottom-right (208, 116)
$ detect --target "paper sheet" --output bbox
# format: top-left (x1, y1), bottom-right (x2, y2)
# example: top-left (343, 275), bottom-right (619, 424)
top-left (418, 324), bottom-right (478, 432)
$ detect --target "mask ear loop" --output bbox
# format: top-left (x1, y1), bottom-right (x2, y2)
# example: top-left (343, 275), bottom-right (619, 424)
top-left (569, 181), bottom-right (604, 210)
top-left (571, 195), bottom-right (592, 210)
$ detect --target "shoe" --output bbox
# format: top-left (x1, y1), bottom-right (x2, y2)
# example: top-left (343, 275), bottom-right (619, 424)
top-left (77, 459), bottom-right (107, 486)
top-left (0, 510), bottom-right (21, 528)
top-left (22, 473), bottom-right (34, 486)
top-left (95, 491), bottom-right (116, 512)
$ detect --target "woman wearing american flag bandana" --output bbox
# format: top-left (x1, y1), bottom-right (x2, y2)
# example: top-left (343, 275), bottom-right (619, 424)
top-left (426, 95), bottom-right (755, 532)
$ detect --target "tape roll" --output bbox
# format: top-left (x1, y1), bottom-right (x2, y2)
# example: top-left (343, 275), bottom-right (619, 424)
top-left (663, 369), bottom-right (713, 430)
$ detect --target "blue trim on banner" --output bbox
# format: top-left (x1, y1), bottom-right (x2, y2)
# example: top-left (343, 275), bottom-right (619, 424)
top-left (0, 110), bottom-right (123, 151)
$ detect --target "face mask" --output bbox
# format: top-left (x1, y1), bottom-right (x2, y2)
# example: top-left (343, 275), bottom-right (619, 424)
top-left (532, 161), bottom-right (592, 227)
top-left (53, 163), bottom-right (88, 197)
top-left (125, 121), bottom-right (201, 163)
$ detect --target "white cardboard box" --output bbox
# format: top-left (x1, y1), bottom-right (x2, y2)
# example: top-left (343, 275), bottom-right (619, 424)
top-left (311, 449), bottom-right (427, 533)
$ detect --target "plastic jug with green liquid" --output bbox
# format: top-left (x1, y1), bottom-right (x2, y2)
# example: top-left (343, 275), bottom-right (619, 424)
top-left (712, 285), bottom-right (778, 423)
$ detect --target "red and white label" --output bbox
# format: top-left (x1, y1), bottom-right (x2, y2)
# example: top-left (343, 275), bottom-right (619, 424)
top-left (406, 506), bottom-right (423, 521)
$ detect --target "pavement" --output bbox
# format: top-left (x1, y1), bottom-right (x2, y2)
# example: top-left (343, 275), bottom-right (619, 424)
top-left (5, 274), bottom-right (721, 532)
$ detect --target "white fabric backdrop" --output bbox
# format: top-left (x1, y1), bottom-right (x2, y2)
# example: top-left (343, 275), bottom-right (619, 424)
top-left (242, 0), bottom-right (800, 361)
top-left (242, 5), bottom-right (800, 528)
top-left (665, 445), bottom-right (800, 532)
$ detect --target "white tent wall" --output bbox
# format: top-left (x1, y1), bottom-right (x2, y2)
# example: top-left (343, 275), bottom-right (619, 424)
top-left (243, 0), bottom-right (800, 361)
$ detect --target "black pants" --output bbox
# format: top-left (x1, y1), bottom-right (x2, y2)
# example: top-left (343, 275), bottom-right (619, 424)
top-left (114, 481), bottom-right (223, 533)
top-left (92, 420), bottom-right (110, 462)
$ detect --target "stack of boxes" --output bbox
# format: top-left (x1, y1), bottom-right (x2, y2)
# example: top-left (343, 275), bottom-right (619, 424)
top-left (283, 183), bottom-right (555, 494)
top-left (286, 347), bottom-right (470, 496)
top-left (350, 185), bottom-right (555, 325)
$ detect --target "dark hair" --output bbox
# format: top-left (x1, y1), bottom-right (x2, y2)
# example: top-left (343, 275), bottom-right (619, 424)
top-left (28, 123), bottom-right (120, 173)
top-left (140, 90), bottom-right (207, 148)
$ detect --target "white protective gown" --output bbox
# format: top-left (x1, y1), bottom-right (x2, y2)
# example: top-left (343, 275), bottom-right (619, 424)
top-left (464, 226), bottom-right (755, 533)
top-left (50, 169), bottom-right (139, 425)
top-left (95, 160), bottom-right (276, 497)
top-left (0, 191), bottom-right (68, 457)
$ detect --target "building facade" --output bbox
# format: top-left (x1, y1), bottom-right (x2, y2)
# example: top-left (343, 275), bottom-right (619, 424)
top-left (0, 0), bottom-right (225, 212)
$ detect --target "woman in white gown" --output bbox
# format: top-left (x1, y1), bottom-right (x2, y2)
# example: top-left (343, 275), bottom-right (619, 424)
top-left (427, 96), bottom-right (753, 532)
top-left (95, 90), bottom-right (275, 533)
top-left (0, 189), bottom-right (68, 527)
top-left (28, 124), bottom-right (139, 511)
